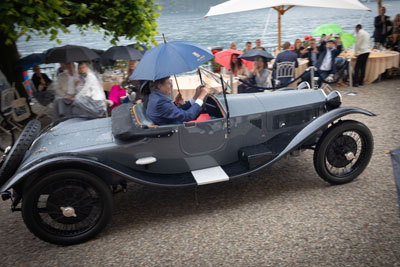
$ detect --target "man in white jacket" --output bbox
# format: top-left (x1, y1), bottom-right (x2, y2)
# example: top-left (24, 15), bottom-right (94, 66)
top-left (72, 62), bottom-right (107, 116)
top-left (354, 24), bottom-right (371, 87)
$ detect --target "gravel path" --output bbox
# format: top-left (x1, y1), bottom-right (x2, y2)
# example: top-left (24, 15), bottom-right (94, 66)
top-left (1, 78), bottom-right (400, 266)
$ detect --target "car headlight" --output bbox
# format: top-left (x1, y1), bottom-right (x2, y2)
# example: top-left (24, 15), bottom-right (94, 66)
top-left (326, 91), bottom-right (342, 111)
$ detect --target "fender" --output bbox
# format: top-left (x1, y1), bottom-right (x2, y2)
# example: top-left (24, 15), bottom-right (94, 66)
top-left (230, 106), bottom-right (376, 178)
top-left (0, 154), bottom-right (196, 193)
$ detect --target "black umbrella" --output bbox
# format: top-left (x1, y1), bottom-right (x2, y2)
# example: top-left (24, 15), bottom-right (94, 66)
top-left (128, 43), bottom-right (148, 55)
top-left (238, 49), bottom-right (274, 62)
top-left (45, 45), bottom-right (99, 63)
top-left (16, 53), bottom-right (46, 71)
top-left (101, 45), bottom-right (143, 61)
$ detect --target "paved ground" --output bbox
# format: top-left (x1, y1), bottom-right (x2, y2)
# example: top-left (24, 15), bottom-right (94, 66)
top-left (0, 77), bottom-right (400, 266)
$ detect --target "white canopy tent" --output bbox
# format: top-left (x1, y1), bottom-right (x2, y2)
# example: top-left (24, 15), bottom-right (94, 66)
top-left (205, 0), bottom-right (370, 50)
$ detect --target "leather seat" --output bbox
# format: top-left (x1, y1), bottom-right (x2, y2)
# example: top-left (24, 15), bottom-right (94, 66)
top-left (133, 103), bottom-right (156, 126)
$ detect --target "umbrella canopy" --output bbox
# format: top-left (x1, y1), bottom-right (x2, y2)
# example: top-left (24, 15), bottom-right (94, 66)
top-left (338, 32), bottom-right (356, 48)
top-left (205, 0), bottom-right (370, 50)
top-left (239, 49), bottom-right (274, 61)
top-left (312, 24), bottom-right (343, 36)
top-left (390, 147), bottom-right (400, 216)
top-left (45, 45), bottom-right (99, 63)
top-left (130, 41), bottom-right (214, 81)
top-left (128, 43), bottom-right (148, 55)
top-left (215, 49), bottom-right (254, 70)
top-left (16, 53), bottom-right (46, 71)
top-left (102, 45), bottom-right (143, 61)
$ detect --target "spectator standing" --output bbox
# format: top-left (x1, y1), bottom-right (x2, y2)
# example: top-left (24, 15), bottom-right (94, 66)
top-left (273, 42), bottom-right (298, 86)
top-left (392, 14), bottom-right (400, 45)
top-left (127, 60), bottom-right (137, 80)
top-left (243, 41), bottom-right (252, 52)
top-left (293, 39), bottom-right (304, 58)
top-left (354, 24), bottom-right (371, 87)
top-left (254, 39), bottom-right (266, 51)
top-left (230, 41), bottom-right (237, 50)
top-left (373, 7), bottom-right (392, 47)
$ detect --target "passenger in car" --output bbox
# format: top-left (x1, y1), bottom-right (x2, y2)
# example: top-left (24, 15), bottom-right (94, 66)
top-left (146, 76), bottom-right (209, 125)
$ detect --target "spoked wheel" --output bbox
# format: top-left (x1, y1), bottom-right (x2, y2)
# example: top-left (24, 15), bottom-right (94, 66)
top-left (22, 170), bottom-right (113, 245)
top-left (313, 120), bottom-right (373, 185)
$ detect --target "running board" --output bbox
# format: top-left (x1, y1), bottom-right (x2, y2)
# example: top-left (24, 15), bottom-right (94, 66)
top-left (191, 166), bottom-right (229, 185)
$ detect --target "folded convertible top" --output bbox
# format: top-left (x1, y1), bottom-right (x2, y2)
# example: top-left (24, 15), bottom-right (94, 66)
top-left (111, 103), bottom-right (176, 141)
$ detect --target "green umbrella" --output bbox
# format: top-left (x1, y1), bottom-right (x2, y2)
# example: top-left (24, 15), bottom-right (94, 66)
top-left (338, 32), bottom-right (356, 48)
top-left (312, 24), bottom-right (343, 36)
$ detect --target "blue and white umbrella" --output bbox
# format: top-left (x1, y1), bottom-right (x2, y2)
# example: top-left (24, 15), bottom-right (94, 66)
top-left (390, 147), bottom-right (400, 216)
top-left (130, 41), bottom-right (214, 81)
top-left (16, 53), bottom-right (46, 71)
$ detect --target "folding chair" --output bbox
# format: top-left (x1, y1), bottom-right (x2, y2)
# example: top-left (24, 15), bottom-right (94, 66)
top-left (0, 87), bottom-right (23, 135)
top-left (275, 61), bottom-right (295, 87)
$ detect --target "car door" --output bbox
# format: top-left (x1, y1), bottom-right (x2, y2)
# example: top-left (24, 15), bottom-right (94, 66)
top-left (178, 118), bottom-right (227, 155)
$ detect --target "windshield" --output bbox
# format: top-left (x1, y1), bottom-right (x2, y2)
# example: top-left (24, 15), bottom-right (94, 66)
top-left (198, 67), bottom-right (233, 95)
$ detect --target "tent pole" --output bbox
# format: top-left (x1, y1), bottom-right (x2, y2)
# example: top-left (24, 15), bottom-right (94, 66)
top-left (377, 0), bottom-right (382, 13)
top-left (278, 6), bottom-right (282, 51)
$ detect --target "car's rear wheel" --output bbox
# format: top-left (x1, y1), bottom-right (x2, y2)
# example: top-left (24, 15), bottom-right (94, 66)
top-left (313, 120), bottom-right (373, 185)
top-left (22, 170), bottom-right (113, 245)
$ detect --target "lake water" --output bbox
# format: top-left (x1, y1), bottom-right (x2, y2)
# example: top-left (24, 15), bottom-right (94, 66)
top-left (17, 1), bottom-right (400, 56)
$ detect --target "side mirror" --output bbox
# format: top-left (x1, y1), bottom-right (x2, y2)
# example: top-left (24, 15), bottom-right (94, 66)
top-left (297, 81), bottom-right (310, 90)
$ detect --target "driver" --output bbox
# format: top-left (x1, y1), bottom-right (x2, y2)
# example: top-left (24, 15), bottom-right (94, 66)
top-left (146, 76), bottom-right (208, 125)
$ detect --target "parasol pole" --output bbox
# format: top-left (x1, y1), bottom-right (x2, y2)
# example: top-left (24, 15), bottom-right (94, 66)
top-left (272, 5), bottom-right (294, 52)
top-left (278, 6), bottom-right (282, 51)
top-left (378, 0), bottom-right (382, 14)
top-left (162, 33), bottom-right (181, 96)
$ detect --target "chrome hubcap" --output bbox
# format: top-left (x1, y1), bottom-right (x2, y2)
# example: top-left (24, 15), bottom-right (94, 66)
top-left (345, 152), bottom-right (355, 161)
top-left (60, 207), bottom-right (77, 217)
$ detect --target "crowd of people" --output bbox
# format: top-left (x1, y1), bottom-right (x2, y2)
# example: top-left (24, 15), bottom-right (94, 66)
top-left (30, 59), bottom-right (140, 120)
top-left (221, 8), bottom-right (400, 91)
top-left (224, 35), bottom-right (346, 92)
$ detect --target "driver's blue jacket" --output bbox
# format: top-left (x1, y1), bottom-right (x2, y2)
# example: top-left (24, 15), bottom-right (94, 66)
top-left (146, 90), bottom-right (202, 125)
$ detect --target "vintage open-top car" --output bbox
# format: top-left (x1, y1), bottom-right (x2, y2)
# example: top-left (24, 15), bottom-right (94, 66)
top-left (0, 68), bottom-right (374, 245)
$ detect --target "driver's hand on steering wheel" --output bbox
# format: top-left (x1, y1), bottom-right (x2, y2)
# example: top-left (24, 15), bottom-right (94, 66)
top-left (198, 86), bottom-right (209, 101)
top-left (194, 84), bottom-right (204, 99)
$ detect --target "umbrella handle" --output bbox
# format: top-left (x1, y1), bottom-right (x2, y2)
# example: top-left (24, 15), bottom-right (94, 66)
top-left (173, 75), bottom-right (181, 95)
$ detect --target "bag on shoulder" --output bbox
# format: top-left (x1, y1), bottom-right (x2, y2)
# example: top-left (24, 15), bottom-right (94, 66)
top-left (11, 88), bottom-right (31, 122)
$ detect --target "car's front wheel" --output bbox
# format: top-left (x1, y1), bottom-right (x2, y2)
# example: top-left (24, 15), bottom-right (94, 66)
top-left (313, 120), bottom-right (373, 185)
top-left (22, 170), bottom-right (113, 245)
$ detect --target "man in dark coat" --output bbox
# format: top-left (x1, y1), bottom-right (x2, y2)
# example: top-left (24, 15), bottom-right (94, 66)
top-left (146, 77), bottom-right (208, 125)
top-left (373, 7), bottom-right (392, 46)
top-left (31, 65), bottom-right (52, 91)
top-left (314, 37), bottom-right (343, 86)
top-left (273, 41), bottom-right (298, 87)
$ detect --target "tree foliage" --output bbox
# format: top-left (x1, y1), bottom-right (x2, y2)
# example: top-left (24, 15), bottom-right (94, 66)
top-left (0, 0), bottom-right (162, 46)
